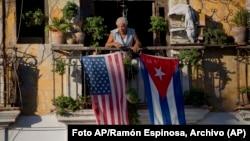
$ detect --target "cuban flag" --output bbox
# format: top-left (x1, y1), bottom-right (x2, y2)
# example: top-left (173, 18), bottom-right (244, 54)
top-left (139, 53), bottom-right (186, 125)
top-left (81, 52), bottom-right (129, 125)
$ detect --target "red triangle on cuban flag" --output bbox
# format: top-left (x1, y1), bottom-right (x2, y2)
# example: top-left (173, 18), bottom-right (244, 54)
top-left (140, 54), bottom-right (179, 99)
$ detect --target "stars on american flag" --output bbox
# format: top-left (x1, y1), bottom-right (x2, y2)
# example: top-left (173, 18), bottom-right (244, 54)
top-left (82, 57), bottom-right (111, 95)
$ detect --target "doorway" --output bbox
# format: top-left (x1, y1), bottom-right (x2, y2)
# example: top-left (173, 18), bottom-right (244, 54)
top-left (94, 0), bottom-right (154, 47)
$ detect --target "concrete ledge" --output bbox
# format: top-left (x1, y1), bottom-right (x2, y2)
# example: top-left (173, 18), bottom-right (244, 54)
top-left (56, 107), bottom-right (210, 125)
top-left (0, 110), bottom-right (21, 127)
top-left (238, 110), bottom-right (250, 121)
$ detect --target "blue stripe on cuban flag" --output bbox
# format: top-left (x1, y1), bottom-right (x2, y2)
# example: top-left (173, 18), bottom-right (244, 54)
top-left (139, 53), bottom-right (186, 125)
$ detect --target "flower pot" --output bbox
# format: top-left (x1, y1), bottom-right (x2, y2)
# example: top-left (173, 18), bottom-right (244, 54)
top-left (210, 38), bottom-right (217, 45)
top-left (241, 93), bottom-right (250, 105)
top-left (74, 31), bottom-right (85, 44)
top-left (232, 26), bottom-right (248, 45)
top-left (66, 32), bottom-right (76, 44)
top-left (66, 38), bottom-right (75, 44)
top-left (51, 30), bottom-right (65, 44)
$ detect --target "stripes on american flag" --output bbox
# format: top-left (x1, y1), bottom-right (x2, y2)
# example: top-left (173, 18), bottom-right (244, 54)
top-left (81, 52), bottom-right (129, 125)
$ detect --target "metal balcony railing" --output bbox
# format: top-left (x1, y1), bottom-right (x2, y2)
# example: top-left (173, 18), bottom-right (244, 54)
top-left (51, 44), bottom-right (205, 106)
top-left (0, 47), bottom-right (21, 110)
top-left (0, 44), bottom-right (205, 109)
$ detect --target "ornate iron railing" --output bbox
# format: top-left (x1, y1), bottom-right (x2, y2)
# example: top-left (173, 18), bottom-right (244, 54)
top-left (51, 45), bottom-right (205, 105)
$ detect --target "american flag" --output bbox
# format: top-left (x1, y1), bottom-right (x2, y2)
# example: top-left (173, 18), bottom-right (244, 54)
top-left (139, 53), bottom-right (186, 125)
top-left (81, 52), bottom-right (129, 125)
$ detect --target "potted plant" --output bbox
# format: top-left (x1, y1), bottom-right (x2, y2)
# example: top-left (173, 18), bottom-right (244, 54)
top-left (239, 86), bottom-right (250, 105)
top-left (204, 27), bottom-right (230, 47)
top-left (62, 1), bottom-right (79, 22)
top-left (231, 4), bottom-right (250, 45)
top-left (52, 95), bottom-right (92, 116)
top-left (82, 16), bottom-right (108, 47)
top-left (66, 33), bottom-right (76, 44)
top-left (21, 8), bottom-right (45, 27)
top-left (45, 17), bottom-right (72, 44)
top-left (61, 1), bottom-right (86, 44)
top-left (52, 95), bottom-right (78, 116)
top-left (148, 15), bottom-right (167, 46)
top-left (72, 20), bottom-right (86, 44)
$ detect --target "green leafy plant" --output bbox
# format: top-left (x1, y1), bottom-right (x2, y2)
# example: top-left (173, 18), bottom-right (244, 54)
top-left (53, 59), bottom-right (66, 75)
top-left (52, 59), bottom-right (66, 94)
top-left (123, 55), bottom-right (140, 124)
top-left (45, 17), bottom-right (72, 32)
top-left (240, 86), bottom-right (250, 94)
top-left (148, 15), bottom-right (167, 33)
top-left (21, 8), bottom-right (45, 27)
top-left (183, 88), bottom-right (208, 107)
top-left (75, 95), bottom-right (92, 109)
top-left (62, 1), bottom-right (79, 21)
top-left (52, 95), bottom-right (78, 115)
top-left (126, 87), bottom-right (140, 125)
top-left (231, 4), bottom-right (250, 27)
top-left (204, 27), bottom-right (230, 48)
top-left (177, 48), bottom-right (201, 68)
top-left (53, 95), bottom-right (92, 116)
top-left (148, 16), bottom-right (167, 46)
top-left (124, 57), bottom-right (138, 81)
top-left (82, 16), bottom-right (108, 47)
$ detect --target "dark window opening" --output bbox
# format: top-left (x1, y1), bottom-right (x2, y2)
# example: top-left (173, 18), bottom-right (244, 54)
top-left (16, 0), bottom-right (45, 43)
top-left (94, 1), bottom-right (153, 47)
top-left (159, 7), bottom-right (167, 46)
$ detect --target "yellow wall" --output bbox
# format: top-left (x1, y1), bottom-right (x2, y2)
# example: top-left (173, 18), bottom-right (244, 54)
top-left (2, 0), bottom-right (250, 115)
top-left (190, 0), bottom-right (246, 35)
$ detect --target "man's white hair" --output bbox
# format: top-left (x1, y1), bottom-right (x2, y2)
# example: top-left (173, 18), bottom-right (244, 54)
top-left (116, 17), bottom-right (128, 26)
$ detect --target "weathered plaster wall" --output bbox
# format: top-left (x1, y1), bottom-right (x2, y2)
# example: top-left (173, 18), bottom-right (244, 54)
top-left (15, 44), bottom-right (57, 115)
top-left (187, 0), bottom-right (247, 111)
top-left (2, 0), bottom-right (250, 115)
top-left (166, 0), bottom-right (249, 111)
top-left (190, 0), bottom-right (246, 35)
top-left (5, 0), bottom-right (81, 115)
top-left (202, 47), bottom-right (238, 111)
top-left (5, 0), bottom-right (16, 47)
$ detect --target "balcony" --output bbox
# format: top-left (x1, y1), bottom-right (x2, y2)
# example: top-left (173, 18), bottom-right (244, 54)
top-left (51, 44), bottom-right (210, 124)
top-left (50, 44), bottom-right (205, 103)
